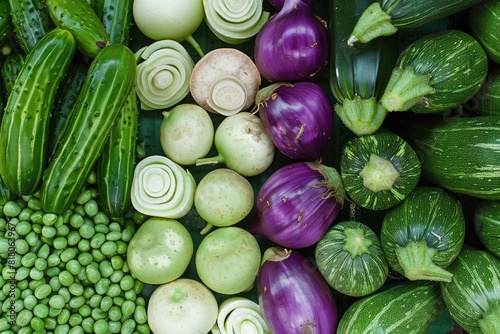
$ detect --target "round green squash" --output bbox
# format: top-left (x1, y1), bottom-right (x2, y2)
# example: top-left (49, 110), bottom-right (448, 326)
top-left (469, 0), bottom-right (500, 64)
top-left (473, 200), bottom-right (500, 258)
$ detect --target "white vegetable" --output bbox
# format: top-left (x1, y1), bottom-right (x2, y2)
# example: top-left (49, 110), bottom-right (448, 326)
top-left (211, 296), bottom-right (270, 334)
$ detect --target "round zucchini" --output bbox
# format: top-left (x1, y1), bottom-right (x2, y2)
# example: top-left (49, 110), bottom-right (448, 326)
top-left (340, 128), bottom-right (420, 211)
top-left (381, 186), bottom-right (466, 282)
top-left (469, 0), bottom-right (500, 64)
top-left (473, 200), bottom-right (500, 258)
top-left (470, 67), bottom-right (500, 116)
top-left (440, 247), bottom-right (500, 334)
top-left (315, 220), bottom-right (388, 297)
top-left (380, 29), bottom-right (488, 113)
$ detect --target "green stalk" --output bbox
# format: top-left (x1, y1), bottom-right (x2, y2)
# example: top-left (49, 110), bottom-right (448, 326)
top-left (343, 227), bottom-right (373, 258)
top-left (359, 154), bottom-right (400, 192)
top-left (478, 306), bottom-right (500, 334)
top-left (395, 240), bottom-right (453, 282)
top-left (347, 2), bottom-right (398, 45)
top-left (195, 154), bottom-right (225, 167)
top-left (335, 96), bottom-right (388, 136)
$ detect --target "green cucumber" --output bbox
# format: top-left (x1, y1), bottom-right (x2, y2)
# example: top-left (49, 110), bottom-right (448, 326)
top-left (329, 0), bottom-right (398, 136)
top-left (0, 28), bottom-right (76, 196)
top-left (40, 43), bottom-right (136, 215)
top-left (0, 176), bottom-right (15, 206)
top-left (46, 0), bottom-right (109, 57)
top-left (0, 0), bottom-right (14, 45)
top-left (388, 113), bottom-right (500, 200)
top-left (380, 29), bottom-right (488, 113)
top-left (340, 128), bottom-right (420, 211)
top-left (1, 52), bottom-right (25, 98)
top-left (95, 0), bottom-right (133, 45)
top-left (440, 247), bottom-right (500, 334)
top-left (381, 186), bottom-right (466, 282)
top-left (337, 280), bottom-right (445, 334)
top-left (474, 200), bottom-right (500, 258)
top-left (9, 0), bottom-right (55, 53)
top-left (348, 0), bottom-right (484, 45)
top-left (469, 0), bottom-right (500, 64)
top-left (96, 89), bottom-right (139, 220)
top-left (315, 220), bottom-right (388, 297)
top-left (48, 62), bottom-right (88, 159)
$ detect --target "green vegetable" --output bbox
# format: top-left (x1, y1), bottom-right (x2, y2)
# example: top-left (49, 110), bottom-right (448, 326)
top-left (315, 220), bottom-right (388, 297)
top-left (473, 200), bottom-right (500, 258)
top-left (96, 89), bottom-right (139, 220)
top-left (340, 129), bottom-right (420, 211)
top-left (380, 29), bottom-right (488, 113)
top-left (470, 67), bottom-right (500, 116)
top-left (94, 0), bottom-right (133, 45)
top-left (40, 43), bottom-right (136, 214)
top-left (440, 247), bottom-right (500, 334)
top-left (469, 0), bottom-right (500, 64)
top-left (348, 0), bottom-right (484, 45)
top-left (1, 52), bottom-right (24, 98)
top-left (46, 0), bottom-right (109, 57)
top-left (329, 0), bottom-right (398, 135)
top-left (388, 113), bottom-right (500, 200)
top-left (9, 0), bottom-right (55, 53)
top-left (381, 186), bottom-right (466, 282)
top-left (0, 28), bottom-right (76, 196)
top-left (0, 176), bottom-right (14, 206)
top-left (337, 280), bottom-right (445, 333)
top-left (0, 1), bottom-right (14, 45)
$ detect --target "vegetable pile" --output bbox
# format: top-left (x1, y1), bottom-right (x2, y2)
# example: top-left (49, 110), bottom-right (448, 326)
top-left (1, 0), bottom-right (500, 333)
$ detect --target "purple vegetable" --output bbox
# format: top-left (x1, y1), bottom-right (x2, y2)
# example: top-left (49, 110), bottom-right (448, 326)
top-left (254, 0), bottom-right (329, 82)
top-left (250, 161), bottom-right (345, 249)
top-left (268, 0), bottom-right (314, 10)
top-left (258, 247), bottom-right (338, 334)
top-left (256, 81), bottom-right (333, 161)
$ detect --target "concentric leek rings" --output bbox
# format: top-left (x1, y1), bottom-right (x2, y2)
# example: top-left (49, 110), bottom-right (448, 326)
top-left (211, 297), bottom-right (270, 334)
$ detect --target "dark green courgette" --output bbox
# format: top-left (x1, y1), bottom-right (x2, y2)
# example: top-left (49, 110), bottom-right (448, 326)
top-left (348, 0), bottom-right (484, 45)
top-left (470, 66), bottom-right (500, 116)
top-left (329, 0), bottom-right (398, 135)
top-left (1, 52), bottom-right (25, 98)
top-left (381, 186), bottom-right (466, 282)
top-left (380, 29), bottom-right (488, 113)
top-left (469, 0), bottom-right (500, 64)
top-left (474, 200), bottom-right (500, 258)
top-left (0, 28), bottom-right (76, 196)
top-left (440, 247), bottom-right (500, 334)
top-left (40, 44), bottom-right (136, 214)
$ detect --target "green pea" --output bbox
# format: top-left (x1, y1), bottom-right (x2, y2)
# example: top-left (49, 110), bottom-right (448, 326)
top-left (69, 295), bottom-right (86, 309)
top-left (95, 278), bottom-right (111, 295)
top-left (58, 287), bottom-right (71, 303)
top-left (44, 316), bottom-right (58, 330)
top-left (66, 259), bottom-right (82, 275)
top-left (58, 270), bottom-right (74, 287)
top-left (34, 284), bottom-right (52, 300)
top-left (28, 278), bottom-right (45, 290)
top-left (25, 231), bottom-right (39, 247)
top-left (77, 252), bottom-right (93, 266)
top-left (49, 306), bottom-right (63, 318)
top-left (108, 305), bottom-right (122, 321)
top-left (70, 213), bottom-right (85, 229)
top-left (78, 304), bottom-right (91, 317)
top-left (115, 240), bottom-right (127, 255)
top-left (68, 325), bottom-right (84, 334)
top-left (110, 255), bottom-right (124, 270)
top-left (49, 276), bottom-right (62, 292)
top-left (121, 318), bottom-right (136, 334)
top-left (46, 267), bottom-right (61, 278)
top-left (93, 211), bottom-right (110, 225)
top-left (53, 237), bottom-right (68, 250)
top-left (124, 289), bottom-right (136, 302)
top-left (57, 308), bottom-right (71, 325)
top-left (15, 220), bottom-right (32, 235)
top-left (15, 308), bottom-right (32, 327)
top-left (3, 200), bottom-right (22, 217)
top-left (110, 270), bottom-right (124, 283)
top-left (76, 189), bottom-right (92, 205)
top-left (108, 320), bottom-right (122, 334)
top-left (91, 307), bottom-right (108, 320)
top-left (90, 232), bottom-right (105, 249)
top-left (60, 248), bottom-right (77, 263)
top-left (49, 294), bottom-right (66, 309)
top-left (101, 241), bottom-right (117, 256)
top-left (56, 224), bottom-right (70, 237)
top-left (84, 199), bottom-right (99, 217)
top-left (94, 223), bottom-right (109, 234)
top-left (91, 249), bottom-right (105, 262)
top-left (23, 294), bottom-right (37, 310)
top-left (41, 225), bottom-right (57, 238)
top-left (78, 222), bottom-right (95, 240)
top-left (93, 318), bottom-right (109, 334)
top-left (136, 296), bottom-right (146, 307)
top-left (98, 260), bottom-right (113, 277)
top-left (54, 324), bottom-right (70, 334)
top-left (77, 239), bottom-right (91, 253)
top-left (34, 258), bottom-right (47, 271)
top-left (68, 282), bottom-right (84, 296)
top-left (30, 211), bottom-right (44, 225)
top-left (85, 265), bottom-right (101, 284)
top-left (132, 211), bottom-right (149, 224)
top-left (14, 239), bottom-right (29, 255)
top-left (67, 231), bottom-right (81, 246)
top-left (73, 205), bottom-right (86, 217)
top-left (27, 197), bottom-right (42, 211)
top-left (69, 313), bottom-right (83, 326)
top-left (36, 243), bottom-right (50, 259)
top-left (33, 303), bottom-right (49, 318)
top-left (134, 305), bottom-right (147, 325)
top-left (12, 266), bottom-right (29, 281)
top-left (29, 267), bottom-right (44, 280)
top-left (81, 317), bottom-right (95, 333)
top-left (47, 253), bottom-right (61, 267)
top-left (21, 252), bottom-right (37, 267)
top-left (43, 213), bottom-right (58, 226)
top-left (106, 283), bottom-right (121, 298)
top-left (83, 286), bottom-right (96, 299)
top-left (121, 300), bottom-right (136, 317)
top-left (30, 316), bottom-right (45, 331)
top-left (108, 222), bottom-right (121, 232)
top-left (62, 210), bottom-right (72, 224)
top-left (89, 294), bottom-right (102, 308)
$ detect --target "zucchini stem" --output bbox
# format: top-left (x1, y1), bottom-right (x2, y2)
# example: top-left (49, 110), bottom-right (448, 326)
top-left (359, 154), bottom-right (400, 192)
top-left (395, 240), bottom-right (453, 282)
top-left (343, 227), bottom-right (373, 258)
top-left (335, 96), bottom-right (387, 136)
top-left (347, 2), bottom-right (397, 45)
top-left (478, 306), bottom-right (500, 334)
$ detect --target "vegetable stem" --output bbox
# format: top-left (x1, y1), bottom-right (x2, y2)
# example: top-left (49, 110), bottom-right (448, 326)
top-left (342, 227), bottom-right (374, 258)
top-left (478, 306), bottom-right (500, 334)
top-left (318, 164), bottom-right (346, 208)
top-left (395, 240), bottom-right (453, 282)
top-left (347, 2), bottom-right (397, 45)
top-left (335, 96), bottom-right (387, 136)
top-left (359, 154), bottom-right (400, 192)
top-left (261, 246), bottom-right (291, 265)
top-left (195, 154), bottom-right (225, 167)
top-left (185, 34), bottom-right (205, 58)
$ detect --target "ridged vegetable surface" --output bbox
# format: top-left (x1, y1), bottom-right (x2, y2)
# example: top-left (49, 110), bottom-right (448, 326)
top-left (0, 28), bottom-right (76, 196)
top-left (95, 0), bottom-right (133, 45)
top-left (337, 281), bottom-right (445, 334)
top-left (0, 0), bottom-right (14, 45)
top-left (1, 52), bottom-right (24, 98)
top-left (440, 248), bottom-right (500, 334)
top-left (40, 44), bottom-right (136, 214)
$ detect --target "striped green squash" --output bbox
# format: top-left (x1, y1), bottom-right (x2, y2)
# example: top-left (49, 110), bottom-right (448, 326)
top-left (379, 29), bottom-right (488, 113)
top-left (470, 68), bottom-right (500, 116)
top-left (340, 128), bottom-right (420, 211)
top-left (469, 0), bottom-right (500, 64)
top-left (337, 280), bottom-right (445, 334)
top-left (315, 220), bottom-right (388, 297)
top-left (474, 200), bottom-right (500, 258)
top-left (389, 113), bottom-right (500, 200)
top-left (440, 248), bottom-right (500, 334)
top-left (381, 186), bottom-right (466, 282)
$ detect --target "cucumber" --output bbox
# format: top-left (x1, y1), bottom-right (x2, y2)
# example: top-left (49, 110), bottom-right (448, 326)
top-left (0, 0), bottom-right (14, 45)
top-left (9, 0), bottom-right (55, 53)
top-left (387, 113), bottom-right (500, 200)
top-left (348, 0), bottom-right (484, 45)
top-left (46, 0), bottom-right (109, 57)
top-left (380, 29), bottom-right (488, 113)
top-left (329, 0), bottom-right (398, 136)
top-left (337, 280), bottom-right (445, 334)
top-left (469, 0), bottom-right (500, 64)
top-left (381, 186), bottom-right (466, 282)
top-left (440, 247), bottom-right (500, 334)
top-left (315, 220), bottom-right (388, 297)
top-left (96, 89), bottom-right (139, 220)
top-left (94, 0), bottom-right (133, 45)
top-left (40, 43), bottom-right (136, 215)
top-left (0, 176), bottom-right (15, 206)
top-left (1, 52), bottom-right (25, 98)
top-left (48, 62), bottom-right (88, 159)
top-left (340, 128), bottom-right (420, 211)
top-left (0, 28), bottom-right (76, 196)
top-left (473, 200), bottom-right (500, 258)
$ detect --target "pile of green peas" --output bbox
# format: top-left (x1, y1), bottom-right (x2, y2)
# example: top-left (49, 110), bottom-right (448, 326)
top-left (0, 185), bottom-right (151, 334)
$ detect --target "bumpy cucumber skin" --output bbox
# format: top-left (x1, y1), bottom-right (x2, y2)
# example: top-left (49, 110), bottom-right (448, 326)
top-left (97, 89), bottom-right (139, 219)
top-left (95, 0), bottom-right (133, 45)
top-left (0, 0), bottom-right (14, 45)
top-left (1, 52), bottom-right (25, 98)
top-left (9, 0), bottom-right (55, 53)
top-left (46, 0), bottom-right (109, 57)
top-left (0, 28), bottom-right (76, 196)
top-left (40, 44), bottom-right (137, 215)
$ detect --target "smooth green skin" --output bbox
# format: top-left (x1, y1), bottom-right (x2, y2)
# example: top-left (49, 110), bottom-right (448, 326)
top-left (195, 226), bottom-right (261, 295)
top-left (469, 0), bottom-right (500, 64)
top-left (127, 217), bottom-right (193, 285)
top-left (474, 200), bottom-right (500, 258)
